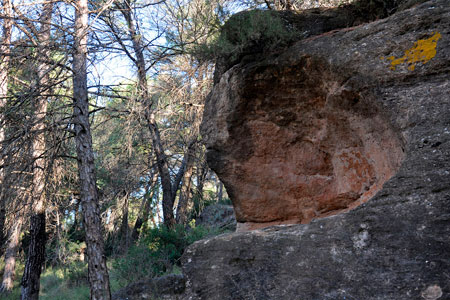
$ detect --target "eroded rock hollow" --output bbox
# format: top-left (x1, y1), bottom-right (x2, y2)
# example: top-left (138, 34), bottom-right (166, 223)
top-left (202, 56), bottom-right (405, 230)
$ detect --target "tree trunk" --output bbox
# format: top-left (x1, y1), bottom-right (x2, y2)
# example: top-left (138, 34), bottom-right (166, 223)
top-left (142, 186), bottom-right (157, 229)
top-left (132, 172), bottom-right (158, 241)
top-left (20, 3), bottom-right (53, 299)
top-left (0, 207), bottom-right (5, 256)
top-left (118, 192), bottom-right (129, 253)
top-left (155, 186), bottom-right (162, 225)
top-left (119, 4), bottom-right (187, 228)
top-left (20, 212), bottom-right (46, 300)
top-left (0, 0), bottom-right (13, 257)
top-left (1, 215), bottom-right (23, 293)
top-left (176, 144), bottom-right (196, 225)
top-left (196, 159), bottom-right (208, 200)
top-left (147, 119), bottom-right (177, 227)
top-left (73, 0), bottom-right (111, 299)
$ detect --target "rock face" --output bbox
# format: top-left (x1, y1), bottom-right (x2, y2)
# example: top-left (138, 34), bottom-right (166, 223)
top-left (184, 0), bottom-right (450, 299)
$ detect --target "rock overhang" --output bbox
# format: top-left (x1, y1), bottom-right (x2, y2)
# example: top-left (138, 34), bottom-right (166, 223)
top-left (203, 54), bottom-right (406, 230)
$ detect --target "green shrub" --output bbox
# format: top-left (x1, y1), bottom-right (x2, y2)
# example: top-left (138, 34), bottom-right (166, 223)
top-left (196, 10), bottom-right (298, 62)
top-left (112, 225), bottom-right (222, 285)
top-left (112, 243), bottom-right (155, 285)
top-left (65, 261), bottom-right (88, 287)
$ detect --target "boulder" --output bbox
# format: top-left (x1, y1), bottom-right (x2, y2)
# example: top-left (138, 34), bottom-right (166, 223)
top-left (184, 0), bottom-right (450, 299)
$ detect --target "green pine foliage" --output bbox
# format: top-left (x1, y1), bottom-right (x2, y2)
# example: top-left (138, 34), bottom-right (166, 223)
top-left (196, 10), bottom-right (299, 62)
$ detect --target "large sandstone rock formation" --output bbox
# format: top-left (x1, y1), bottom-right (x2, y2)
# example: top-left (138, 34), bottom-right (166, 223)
top-left (201, 0), bottom-right (448, 231)
top-left (182, 0), bottom-right (450, 299)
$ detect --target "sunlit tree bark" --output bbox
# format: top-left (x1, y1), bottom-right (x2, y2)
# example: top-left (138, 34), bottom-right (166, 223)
top-left (72, 0), bottom-right (111, 298)
top-left (20, 2), bottom-right (53, 299)
top-left (0, 0), bottom-right (13, 258)
top-left (1, 214), bottom-right (23, 293)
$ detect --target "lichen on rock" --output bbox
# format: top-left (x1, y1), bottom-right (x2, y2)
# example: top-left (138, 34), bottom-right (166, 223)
top-left (382, 32), bottom-right (442, 71)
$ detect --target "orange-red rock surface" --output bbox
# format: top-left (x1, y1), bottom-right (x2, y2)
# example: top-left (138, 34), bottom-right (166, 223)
top-left (202, 57), bottom-right (405, 230)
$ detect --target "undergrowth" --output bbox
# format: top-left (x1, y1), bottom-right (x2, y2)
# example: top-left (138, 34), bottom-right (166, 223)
top-left (0, 224), bottom-right (226, 298)
top-left (113, 224), bottom-right (224, 286)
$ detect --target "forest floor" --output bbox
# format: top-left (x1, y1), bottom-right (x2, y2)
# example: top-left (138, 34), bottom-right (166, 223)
top-left (1, 261), bottom-right (116, 299)
top-left (0, 258), bottom-right (185, 299)
top-left (0, 203), bottom-right (234, 299)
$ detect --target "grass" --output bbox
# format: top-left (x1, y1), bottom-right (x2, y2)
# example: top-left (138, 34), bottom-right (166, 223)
top-left (0, 261), bottom-right (125, 300)
top-left (0, 265), bottom-right (89, 300)
top-left (39, 267), bottom-right (90, 300)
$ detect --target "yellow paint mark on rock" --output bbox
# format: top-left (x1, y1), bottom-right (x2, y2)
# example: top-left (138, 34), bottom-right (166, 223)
top-left (382, 32), bottom-right (441, 71)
